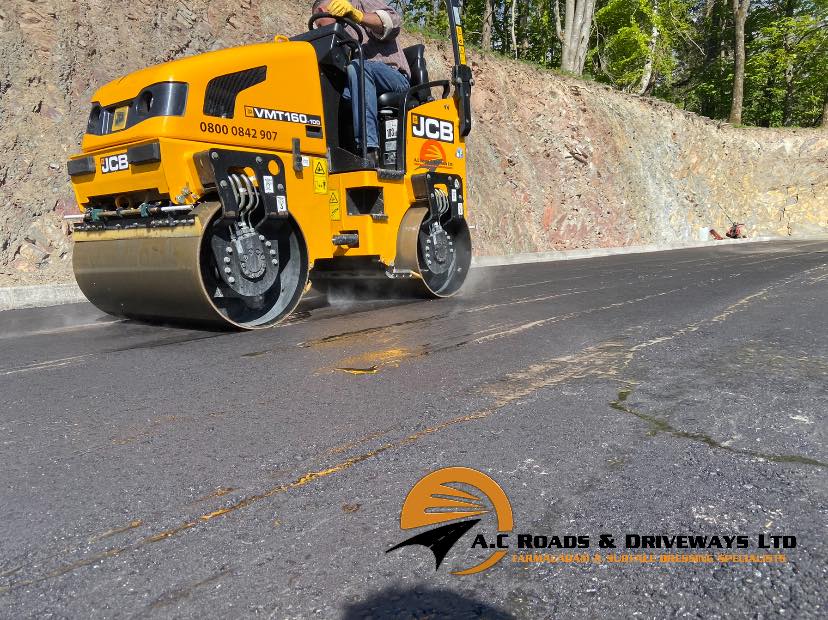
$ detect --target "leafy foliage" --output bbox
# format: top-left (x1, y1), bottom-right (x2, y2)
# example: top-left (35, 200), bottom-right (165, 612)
top-left (393, 0), bottom-right (827, 126)
top-left (743, 1), bottom-right (828, 125)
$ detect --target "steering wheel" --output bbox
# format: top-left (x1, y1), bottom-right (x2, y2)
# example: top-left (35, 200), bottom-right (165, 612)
top-left (307, 12), bottom-right (364, 44)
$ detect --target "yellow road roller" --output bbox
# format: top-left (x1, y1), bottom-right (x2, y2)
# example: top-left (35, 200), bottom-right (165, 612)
top-left (66, 0), bottom-right (473, 329)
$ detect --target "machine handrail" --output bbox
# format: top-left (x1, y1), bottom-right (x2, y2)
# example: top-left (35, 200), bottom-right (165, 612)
top-left (307, 12), bottom-right (364, 44)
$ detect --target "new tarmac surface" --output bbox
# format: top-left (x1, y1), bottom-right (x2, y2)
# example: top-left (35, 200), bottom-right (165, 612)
top-left (1, 240), bottom-right (826, 618)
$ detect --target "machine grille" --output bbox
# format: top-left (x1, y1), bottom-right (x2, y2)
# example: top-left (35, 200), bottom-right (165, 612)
top-left (203, 66), bottom-right (267, 119)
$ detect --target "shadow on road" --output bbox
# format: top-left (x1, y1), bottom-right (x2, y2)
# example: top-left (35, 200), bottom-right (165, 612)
top-left (342, 585), bottom-right (515, 619)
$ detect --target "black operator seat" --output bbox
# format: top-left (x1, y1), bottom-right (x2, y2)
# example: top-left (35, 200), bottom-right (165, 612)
top-left (377, 44), bottom-right (431, 109)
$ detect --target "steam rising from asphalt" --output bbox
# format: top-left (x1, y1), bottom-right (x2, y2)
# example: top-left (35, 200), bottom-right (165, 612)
top-left (458, 264), bottom-right (498, 297)
top-left (305, 264), bottom-right (498, 326)
top-left (311, 276), bottom-right (423, 308)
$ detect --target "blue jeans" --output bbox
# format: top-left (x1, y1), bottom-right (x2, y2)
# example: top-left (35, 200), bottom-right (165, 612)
top-left (344, 60), bottom-right (410, 150)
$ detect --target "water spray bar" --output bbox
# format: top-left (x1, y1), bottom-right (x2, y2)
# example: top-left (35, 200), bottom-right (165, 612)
top-left (64, 205), bottom-right (193, 222)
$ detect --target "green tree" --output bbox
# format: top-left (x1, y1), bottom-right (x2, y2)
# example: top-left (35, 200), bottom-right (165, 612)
top-left (743, 0), bottom-right (828, 126)
top-left (396, 0), bottom-right (827, 126)
top-left (590, 0), bottom-right (693, 93)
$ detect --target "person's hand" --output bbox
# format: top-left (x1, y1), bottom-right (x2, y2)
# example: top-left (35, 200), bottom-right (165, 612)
top-left (326, 0), bottom-right (364, 23)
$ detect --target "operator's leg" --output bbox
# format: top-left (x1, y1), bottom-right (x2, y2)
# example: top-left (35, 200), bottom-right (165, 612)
top-left (346, 60), bottom-right (375, 152)
top-left (371, 62), bottom-right (410, 100)
top-left (346, 60), bottom-right (409, 153)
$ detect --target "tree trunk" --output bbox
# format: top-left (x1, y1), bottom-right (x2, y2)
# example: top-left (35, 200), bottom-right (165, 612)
top-left (556, 0), bottom-right (596, 74)
top-left (561, 0), bottom-right (575, 70)
top-left (568, 0), bottom-right (586, 71)
top-left (759, 71), bottom-right (776, 127)
top-left (481, 0), bottom-right (494, 50)
top-left (728, 0), bottom-right (750, 125)
top-left (704, 0), bottom-right (716, 18)
top-left (577, 0), bottom-right (596, 72)
top-left (519, 0), bottom-right (530, 57)
top-left (782, 62), bottom-right (794, 126)
top-left (782, 0), bottom-right (796, 126)
top-left (510, 0), bottom-right (518, 58)
top-left (822, 87), bottom-right (828, 127)
top-left (637, 0), bottom-right (659, 95)
top-left (701, 0), bottom-right (723, 118)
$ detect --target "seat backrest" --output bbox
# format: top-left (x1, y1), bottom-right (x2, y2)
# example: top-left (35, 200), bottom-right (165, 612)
top-left (403, 45), bottom-right (430, 102)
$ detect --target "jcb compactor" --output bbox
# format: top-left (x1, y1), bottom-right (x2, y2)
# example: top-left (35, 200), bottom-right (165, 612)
top-left (66, 0), bottom-right (473, 329)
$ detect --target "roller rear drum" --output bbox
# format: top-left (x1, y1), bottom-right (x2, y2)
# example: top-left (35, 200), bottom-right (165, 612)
top-left (395, 206), bottom-right (472, 298)
top-left (312, 207), bottom-right (472, 300)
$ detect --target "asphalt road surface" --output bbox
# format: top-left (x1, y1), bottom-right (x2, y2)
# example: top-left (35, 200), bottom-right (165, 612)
top-left (1, 240), bottom-right (826, 619)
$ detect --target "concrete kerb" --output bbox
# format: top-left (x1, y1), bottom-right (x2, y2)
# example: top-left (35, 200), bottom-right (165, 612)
top-left (470, 235), bottom-right (781, 268)
top-left (0, 283), bottom-right (88, 312)
top-left (0, 235), bottom-right (819, 311)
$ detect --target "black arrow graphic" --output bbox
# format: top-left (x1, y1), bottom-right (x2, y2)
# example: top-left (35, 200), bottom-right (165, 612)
top-left (386, 518), bottom-right (481, 570)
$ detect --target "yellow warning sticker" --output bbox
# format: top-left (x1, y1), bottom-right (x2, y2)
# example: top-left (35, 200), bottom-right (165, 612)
top-left (456, 27), bottom-right (467, 65)
top-left (329, 190), bottom-right (341, 221)
top-left (312, 157), bottom-right (328, 194)
top-left (111, 105), bottom-right (129, 132)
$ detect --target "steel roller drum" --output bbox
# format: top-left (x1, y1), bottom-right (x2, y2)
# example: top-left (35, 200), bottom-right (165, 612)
top-left (73, 202), bottom-right (309, 329)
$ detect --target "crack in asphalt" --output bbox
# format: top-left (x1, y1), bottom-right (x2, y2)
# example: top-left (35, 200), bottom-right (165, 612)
top-left (142, 568), bottom-right (232, 615)
top-left (610, 388), bottom-right (827, 468)
top-left (298, 315), bottom-right (443, 348)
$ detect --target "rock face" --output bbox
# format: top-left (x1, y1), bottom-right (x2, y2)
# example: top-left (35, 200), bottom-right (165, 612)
top-left (465, 55), bottom-right (827, 256)
top-left (1, 1), bottom-right (825, 284)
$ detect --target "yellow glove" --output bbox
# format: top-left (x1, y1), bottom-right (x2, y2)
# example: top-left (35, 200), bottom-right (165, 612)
top-left (327, 0), bottom-right (364, 23)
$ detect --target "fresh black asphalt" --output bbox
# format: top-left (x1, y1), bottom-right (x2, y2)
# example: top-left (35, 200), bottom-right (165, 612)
top-left (0, 240), bottom-right (826, 618)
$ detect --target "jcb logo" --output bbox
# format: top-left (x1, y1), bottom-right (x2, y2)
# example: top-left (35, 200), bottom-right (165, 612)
top-left (411, 114), bottom-right (454, 143)
top-left (101, 153), bottom-right (129, 174)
